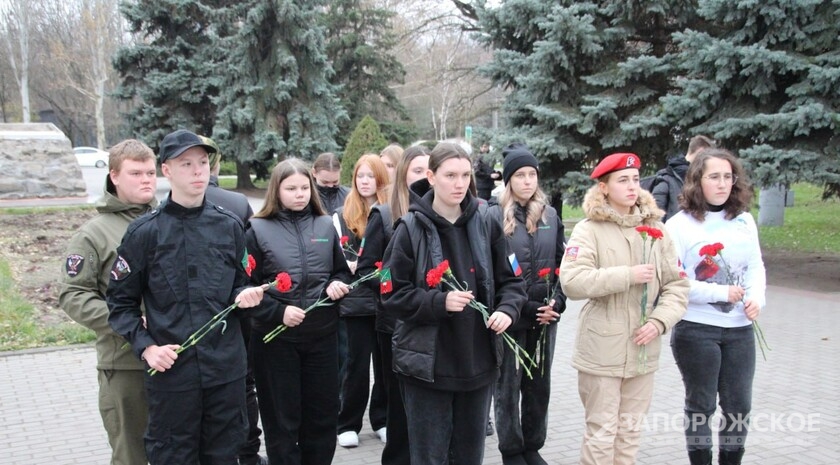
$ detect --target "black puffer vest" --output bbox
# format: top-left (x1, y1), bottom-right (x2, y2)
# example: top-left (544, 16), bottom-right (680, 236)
top-left (248, 209), bottom-right (341, 340)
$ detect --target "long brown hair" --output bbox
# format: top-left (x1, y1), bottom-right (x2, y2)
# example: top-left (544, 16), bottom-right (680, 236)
top-left (389, 145), bottom-right (431, 223)
top-left (680, 148), bottom-right (753, 221)
top-left (342, 155), bottom-right (390, 237)
top-left (254, 158), bottom-right (325, 218)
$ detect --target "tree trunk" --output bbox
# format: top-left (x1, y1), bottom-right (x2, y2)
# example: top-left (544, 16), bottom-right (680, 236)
top-left (235, 160), bottom-right (255, 190)
top-left (758, 184), bottom-right (785, 226)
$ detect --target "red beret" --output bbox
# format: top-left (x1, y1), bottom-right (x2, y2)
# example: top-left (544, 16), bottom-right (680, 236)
top-left (590, 152), bottom-right (641, 179)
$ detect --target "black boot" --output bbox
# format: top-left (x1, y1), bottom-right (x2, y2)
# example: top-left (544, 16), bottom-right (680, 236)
top-left (719, 448), bottom-right (745, 465)
top-left (688, 448), bottom-right (712, 465)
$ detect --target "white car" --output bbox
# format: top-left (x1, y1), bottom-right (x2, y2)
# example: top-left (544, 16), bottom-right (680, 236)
top-left (73, 146), bottom-right (109, 168)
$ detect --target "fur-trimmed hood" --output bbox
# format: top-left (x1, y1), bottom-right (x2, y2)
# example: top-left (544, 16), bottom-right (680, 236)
top-left (582, 184), bottom-right (664, 226)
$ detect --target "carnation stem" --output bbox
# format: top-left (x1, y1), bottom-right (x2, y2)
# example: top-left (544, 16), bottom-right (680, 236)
top-left (753, 320), bottom-right (770, 361)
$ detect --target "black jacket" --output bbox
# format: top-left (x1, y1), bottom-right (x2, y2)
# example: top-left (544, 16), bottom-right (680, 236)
top-left (107, 197), bottom-right (250, 391)
top-left (317, 184), bottom-right (350, 215)
top-left (486, 203), bottom-right (566, 332)
top-left (382, 182), bottom-right (526, 390)
top-left (357, 205), bottom-right (396, 332)
top-left (652, 156), bottom-right (689, 221)
top-left (473, 155), bottom-right (500, 193)
top-left (245, 207), bottom-right (352, 341)
top-left (333, 206), bottom-right (378, 317)
top-left (206, 175), bottom-right (254, 223)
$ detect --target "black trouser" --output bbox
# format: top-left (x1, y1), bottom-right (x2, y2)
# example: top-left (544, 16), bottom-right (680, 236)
top-left (337, 316), bottom-right (387, 433)
top-left (401, 380), bottom-right (493, 465)
top-left (238, 317), bottom-right (263, 463)
top-left (378, 331), bottom-right (410, 465)
top-left (145, 378), bottom-right (246, 465)
top-left (495, 325), bottom-right (556, 456)
top-left (253, 332), bottom-right (339, 465)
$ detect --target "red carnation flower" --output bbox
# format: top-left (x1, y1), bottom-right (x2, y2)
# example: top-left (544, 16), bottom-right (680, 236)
top-left (537, 268), bottom-right (551, 279)
top-left (437, 260), bottom-right (450, 274)
top-left (699, 242), bottom-right (724, 258)
top-left (426, 267), bottom-right (443, 288)
top-left (340, 235), bottom-right (349, 246)
top-left (274, 272), bottom-right (293, 292)
top-left (375, 261), bottom-right (383, 271)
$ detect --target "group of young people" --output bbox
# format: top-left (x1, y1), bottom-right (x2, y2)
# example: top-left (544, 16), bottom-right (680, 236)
top-left (60, 129), bottom-right (765, 465)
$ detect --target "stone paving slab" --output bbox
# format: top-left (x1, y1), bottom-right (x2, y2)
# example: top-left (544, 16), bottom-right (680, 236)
top-left (1, 286), bottom-right (837, 464)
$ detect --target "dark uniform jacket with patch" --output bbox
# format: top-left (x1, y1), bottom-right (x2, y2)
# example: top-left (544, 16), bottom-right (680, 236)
top-left (246, 207), bottom-right (352, 341)
top-left (59, 177), bottom-right (158, 371)
top-left (107, 197), bottom-right (250, 391)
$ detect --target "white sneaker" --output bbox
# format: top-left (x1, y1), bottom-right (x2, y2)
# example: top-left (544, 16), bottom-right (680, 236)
top-left (337, 431), bottom-right (359, 448)
top-left (375, 427), bottom-right (387, 443)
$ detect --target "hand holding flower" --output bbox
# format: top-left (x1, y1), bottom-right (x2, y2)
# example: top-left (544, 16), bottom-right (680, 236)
top-left (445, 290), bottom-right (474, 312)
top-left (487, 311), bottom-right (512, 334)
top-left (282, 305), bottom-right (307, 327)
top-left (235, 286), bottom-right (265, 308)
top-left (142, 344), bottom-right (180, 373)
top-left (327, 280), bottom-right (350, 300)
top-left (535, 302), bottom-right (560, 325)
top-left (727, 285), bottom-right (746, 303)
top-left (743, 299), bottom-right (761, 321)
top-left (631, 263), bottom-right (655, 284)
top-left (633, 321), bottom-right (661, 346)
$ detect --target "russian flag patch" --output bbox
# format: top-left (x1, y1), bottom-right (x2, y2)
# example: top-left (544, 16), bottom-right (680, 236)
top-left (508, 253), bottom-right (522, 276)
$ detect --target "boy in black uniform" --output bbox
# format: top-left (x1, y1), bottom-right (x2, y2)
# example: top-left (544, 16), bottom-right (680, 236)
top-left (107, 129), bottom-right (267, 465)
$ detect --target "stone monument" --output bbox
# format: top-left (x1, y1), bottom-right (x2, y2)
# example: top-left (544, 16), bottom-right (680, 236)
top-left (0, 123), bottom-right (87, 200)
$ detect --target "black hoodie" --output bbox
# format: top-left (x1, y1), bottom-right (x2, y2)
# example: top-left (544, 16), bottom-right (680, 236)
top-left (382, 180), bottom-right (526, 391)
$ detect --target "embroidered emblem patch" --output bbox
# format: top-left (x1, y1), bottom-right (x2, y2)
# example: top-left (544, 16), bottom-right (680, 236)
top-left (564, 246), bottom-right (579, 261)
top-left (626, 155), bottom-right (637, 167)
top-left (110, 255), bottom-right (131, 281)
top-left (65, 254), bottom-right (84, 277)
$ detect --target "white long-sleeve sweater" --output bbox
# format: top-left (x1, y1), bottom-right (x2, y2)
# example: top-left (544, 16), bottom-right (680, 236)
top-left (665, 209), bottom-right (766, 328)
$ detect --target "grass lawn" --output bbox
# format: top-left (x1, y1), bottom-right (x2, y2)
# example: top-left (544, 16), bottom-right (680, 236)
top-left (217, 176), bottom-right (268, 190)
top-left (756, 183), bottom-right (840, 253)
top-left (561, 183), bottom-right (839, 254)
top-left (0, 258), bottom-right (94, 350)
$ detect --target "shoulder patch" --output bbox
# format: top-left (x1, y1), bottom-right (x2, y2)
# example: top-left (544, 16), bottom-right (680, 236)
top-left (564, 246), bottom-right (579, 261)
top-left (65, 254), bottom-right (84, 277)
top-left (110, 255), bottom-right (131, 281)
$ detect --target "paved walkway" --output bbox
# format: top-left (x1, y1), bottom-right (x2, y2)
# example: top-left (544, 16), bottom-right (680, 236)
top-left (1, 285), bottom-right (837, 464)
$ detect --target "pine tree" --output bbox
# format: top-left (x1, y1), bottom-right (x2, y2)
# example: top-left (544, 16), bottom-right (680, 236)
top-left (474, 0), bottom-right (700, 205)
top-left (341, 115), bottom-right (388, 185)
top-left (213, 0), bottom-right (346, 188)
top-left (112, 0), bottom-right (233, 146)
top-left (661, 0), bottom-right (840, 197)
top-left (322, 0), bottom-right (414, 146)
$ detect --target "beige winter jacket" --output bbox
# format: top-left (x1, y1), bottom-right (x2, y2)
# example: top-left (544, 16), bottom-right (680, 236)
top-left (560, 186), bottom-right (688, 378)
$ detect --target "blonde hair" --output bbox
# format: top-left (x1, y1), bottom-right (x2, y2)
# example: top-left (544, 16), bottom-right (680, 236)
top-left (380, 144), bottom-right (404, 167)
top-left (497, 178), bottom-right (549, 236)
top-left (254, 158), bottom-right (325, 218)
top-left (108, 139), bottom-right (155, 173)
top-left (342, 155), bottom-right (390, 237)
